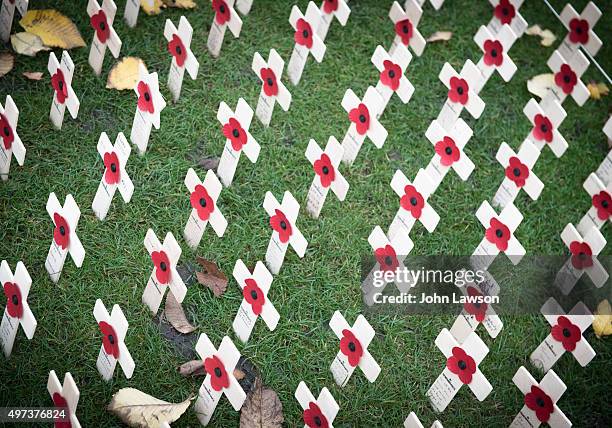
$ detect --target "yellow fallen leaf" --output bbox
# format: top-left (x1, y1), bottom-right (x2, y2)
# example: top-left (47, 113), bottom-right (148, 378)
top-left (527, 73), bottom-right (554, 99)
top-left (525, 24), bottom-right (556, 47)
top-left (106, 57), bottom-right (147, 91)
top-left (11, 32), bottom-right (50, 57)
top-left (23, 71), bottom-right (43, 80)
top-left (107, 388), bottom-right (192, 427)
top-left (142, 0), bottom-right (164, 15)
top-left (0, 52), bottom-right (15, 77)
top-left (593, 299), bottom-right (612, 338)
top-left (19, 9), bottom-right (85, 49)
top-left (426, 31), bottom-right (452, 43)
top-left (587, 81), bottom-right (609, 100)
top-left (163, 0), bottom-right (197, 8)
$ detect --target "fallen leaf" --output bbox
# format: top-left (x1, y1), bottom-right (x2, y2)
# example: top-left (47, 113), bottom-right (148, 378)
top-left (11, 32), bottom-right (50, 56)
top-left (163, 0), bottom-right (197, 8)
top-left (198, 156), bottom-right (220, 171)
top-left (142, 0), bottom-right (164, 15)
top-left (178, 360), bottom-right (245, 380)
top-left (426, 31), bottom-right (452, 43)
top-left (240, 377), bottom-right (284, 428)
top-left (525, 24), bottom-right (556, 47)
top-left (22, 71), bottom-right (43, 80)
top-left (107, 57), bottom-right (147, 90)
top-left (196, 257), bottom-right (228, 297)
top-left (153, 314), bottom-right (197, 359)
top-left (587, 81), bottom-right (609, 100)
top-left (164, 291), bottom-right (196, 334)
top-left (593, 299), bottom-right (612, 338)
top-left (107, 388), bottom-right (192, 428)
top-left (527, 73), bottom-right (554, 99)
top-left (0, 52), bottom-right (15, 77)
top-left (19, 10), bottom-right (85, 49)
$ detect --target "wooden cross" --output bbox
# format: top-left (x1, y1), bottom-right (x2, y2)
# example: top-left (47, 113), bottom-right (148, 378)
top-left (576, 172), bottom-right (611, 235)
top-left (130, 63), bottom-right (166, 154)
top-left (47, 370), bottom-right (81, 428)
top-left (295, 381), bottom-right (339, 428)
top-left (598, 118), bottom-right (612, 184)
top-left (252, 49), bottom-right (292, 127)
top-left (48, 51), bottom-right (80, 129)
top-left (557, 1), bottom-right (602, 60)
top-left (235, 0), bottom-right (252, 15)
top-left (93, 299), bottom-right (135, 380)
top-left (0, 95), bottom-right (25, 181)
top-left (371, 43), bottom-right (415, 112)
top-left (415, 0), bottom-right (444, 10)
top-left (164, 16), bottom-right (199, 102)
top-left (287, 1), bottom-right (326, 85)
top-left (389, 0), bottom-right (426, 57)
top-left (544, 49), bottom-right (590, 107)
top-left (437, 60), bottom-right (485, 131)
top-left (0, 0), bottom-right (27, 42)
top-left (473, 24), bottom-right (518, 91)
top-left (492, 141), bottom-right (543, 208)
top-left (486, 0), bottom-right (527, 38)
top-left (316, 0), bottom-right (350, 41)
top-left (522, 97), bottom-right (568, 158)
top-left (124, 0), bottom-right (154, 28)
top-left (404, 412), bottom-right (443, 428)
top-left (87, 0), bottom-right (122, 75)
top-left (207, 0), bottom-right (243, 58)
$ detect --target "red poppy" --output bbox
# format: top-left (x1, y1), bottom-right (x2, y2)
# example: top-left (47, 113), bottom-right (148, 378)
top-left (204, 355), bottom-right (229, 391)
top-left (374, 245), bottom-right (399, 272)
top-left (103, 152), bottom-right (121, 185)
top-left (295, 19), bottom-right (314, 49)
top-left (222, 118), bottom-right (247, 151)
top-left (270, 209), bottom-right (293, 243)
top-left (243, 278), bottom-right (264, 316)
top-left (380, 60), bottom-right (402, 91)
top-left (322, 0), bottom-right (338, 15)
top-left (99, 321), bottom-right (120, 359)
top-left (448, 77), bottom-right (469, 105)
top-left (551, 315), bottom-right (582, 352)
top-left (446, 346), bottom-right (476, 384)
top-left (190, 185), bottom-right (215, 221)
top-left (260, 67), bottom-right (278, 97)
top-left (483, 39), bottom-right (504, 67)
top-left (524, 385), bottom-right (554, 422)
top-left (554, 64), bottom-right (577, 95)
top-left (532, 114), bottom-right (553, 143)
top-left (569, 241), bottom-right (592, 270)
top-left (485, 217), bottom-right (511, 251)
top-left (592, 191), bottom-right (612, 220)
top-left (435, 136), bottom-right (461, 166)
top-left (212, 0), bottom-right (231, 25)
top-left (394, 19), bottom-right (413, 46)
top-left (51, 69), bottom-right (68, 104)
top-left (463, 286), bottom-right (487, 322)
top-left (137, 81), bottom-right (155, 114)
top-left (3, 282), bottom-right (23, 318)
top-left (151, 250), bottom-right (171, 284)
top-left (313, 153), bottom-right (335, 188)
top-left (90, 9), bottom-right (110, 44)
top-left (494, 0), bottom-right (515, 25)
top-left (568, 18), bottom-right (589, 45)
top-left (167, 34), bottom-right (187, 67)
top-left (52, 392), bottom-right (71, 428)
top-left (0, 113), bottom-right (14, 150)
top-left (339, 329), bottom-right (363, 367)
top-left (53, 213), bottom-right (70, 250)
top-left (505, 156), bottom-right (529, 187)
top-left (303, 402), bottom-right (329, 428)
top-left (348, 103), bottom-right (370, 135)
top-left (400, 185), bottom-right (425, 218)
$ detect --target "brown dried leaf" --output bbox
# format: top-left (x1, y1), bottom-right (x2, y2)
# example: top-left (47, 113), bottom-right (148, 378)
top-left (196, 257), bottom-right (228, 297)
top-left (0, 52), bottom-right (15, 77)
top-left (164, 292), bottom-right (196, 334)
top-left (162, 0), bottom-right (197, 8)
top-left (178, 360), bottom-right (245, 379)
top-left (11, 32), bottom-right (50, 56)
top-left (240, 378), bottom-right (284, 428)
top-left (22, 71), bottom-right (43, 80)
top-left (426, 31), bottom-right (452, 43)
top-left (107, 387), bottom-right (192, 427)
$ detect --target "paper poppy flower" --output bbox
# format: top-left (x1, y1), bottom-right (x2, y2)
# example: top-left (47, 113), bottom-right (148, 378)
top-left (313, 153), bottom-right (335, 188)
top-left (463, 286), bottom-right (487, 322)
top-left (505, 156), bottom-right (529, 187)
top-left (167, 34), bottom-right (187, 67)
top-left (190, 184), bottom-right (215, 221)
top-left (137, 81), bottom-right (155, 114)
top-left (532, 114), bottom-right (553, 143)
top-left (569, 241), bottom-right (592, 270)
top-left (485, 217), bottom-right (511, 251)
top-left (0, 113), bottom-right (14, 150)
top-left (435, 136), bottom-right (461, 166)
top-left (569, 18), bottom-right (589, 45)
top-left (243, 278), bottom-right (264, 316)
top-left (494, 0), bottom-right (515, 25)
top-left (554, 64), bottom-right (577, 95)
top-left (394, 19), bottom-right (413, 46)
top-left (212, 0), bottom-right (231, 25)
top-left (99, 321), bottom-right (120, 359)
top-left (446, 346), bottom-right (476, 384)
top-left (53, 213), bottom-right (70, 250)
top-left (400, 185), bottom-right (425, 219)
top-left (222, 117), bottom-right (248, 151)
top-left (204, 355), bottom-right (229, 391)
top-left (303, 402), bottom-right (329, 428)
top-left (322, 0), bottom-right (338, 15)
top-left (374, 244), bottom-right (399, 272)
top-left (103, 151), bottom-right (121, 185)
top-left (348, 103), bottom-right (370, 135)
top-left (380, 60), bottom-right (402, 91)
top-left (260, 67), bottom-right (279, 97)
top-left (483, 39), bottom-right (504, 67)
top-left (151, 250), bottom-right (171, 284)
top-left (51, 69), bottom-right (68, 104)
top-left (551, 315), bottom-right (582, 351)
top-left (90, 9), bottom-right (110, 44)
top-left (592, 191), bottom-right (612, 220)
top-left (339, 329), bottom-right (363, 367)
top-left (524, 385), bottom-right (554, 422)
top-left (270, 209), bottom-right (293, 243)
top-left (3, 281), bottom-right (23, 319)
top-left (448, 76), bottom-right (469, 105)
top-left (295, 18), bottom-right (314, 49)
top-left (52, 392), bottom-right (71, 428)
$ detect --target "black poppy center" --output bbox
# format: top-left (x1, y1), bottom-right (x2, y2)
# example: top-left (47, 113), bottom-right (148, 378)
top-left (266, 77), bottom-right (274, 86)
top-left (11, 294), bottom-right (18, 306)
top-left (491, 49), bottom-right (498, 58)
top-left (388, 70), bottom-right (396, 78)
top-left (563, 74), bottom-right (571, 83)
top-left (540, 124), bottom-right (548, 133)
top-left (410, 197), bottom-right (418, 206)
top-left (214, 367), bottom-right (222, 377)
top-left (513, 167), bottom-right (521, 177)
top-left (579, 252), bottom-right (587, 260)
top-left (199, 198), bottom-right (207, 208)
top-left (322, 166), bottom-right (329, 175)
top-left (602, 200), bottom-right (609, 208)
top-left (562, 328), bottom-right (571, 338)
top-left (160, 262), bottom-right (167, 272)
top-left (536, 397), bottom-right (545, 407)
top-left (474, 302), bottom-right (481, 309)
top-left (280, 220), bottom-right (287, 230)
top-left (576, 27), bottom-right (583, 34)
top-left (108, 334), bottom-right (115, 345)
top-left (219, 5), bottom-right (226, 14)
top-left (302, 29), bottom-right (309, 39)
top-left (502, 7), bottom-right (509, 16)
top-left (402, 24), bottom-right (409, 34)
top-left (250, 290), bottom-right (258, 300)
top-left (445, 147), bottom-right (453, 155)
top-left (495, 229), bottom-right (503, 238)
top-left (314, 416), bottom-right (322, 427)
top-left (359, 114), bottom-right (366, 123)
top-left (348, 342), bottom-right (356, 352)
top-left (59, 226), bottom-right (66, 236)
top-left (99, 22), bottom-right (106, 31)
top-left (385, 256), bottom-right (393, 266)
top-left (457, 86), bottom-right (464, 95)
top-left (58, 81), bottom-right (64, 91)
top-left (232, 129), bottom-right (240, 138)
top-left (144, 92), bottom-right (151, 102)
top-left (110, 163), bottom-right (117, 173)
top-left (458, 360), bottom-right (467, 370)
top-left (175, 46), bottom-right (182, 55)
top-left (3, 126), bottom-right (9, 136)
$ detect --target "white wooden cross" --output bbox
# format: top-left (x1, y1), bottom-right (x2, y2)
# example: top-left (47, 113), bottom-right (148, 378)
top-left (424, 118), bottom-right (475, 188)
top-left (471, 200), bottom-right (524, 270)
top-left (436, 60), bottom-right (485, 131)
top-left (263, 191), bottom-right (308, 275)
top-left (487, 0), bottom-right (527, 38)
top-left (473, 24), bottom-right (518, 92)
top-left (207, 0), bottom-right (243, 58)
top-left (0, 0), bottom-right (27, 42)
top-left (389, 1), bottom-right (426, 57)
top-left (415, 0), bottom-right (444, 10)
top-left (557, 1), bottom-right (602, 60)
top-left (183, 168), bottom-right (227, 249)
top-left (130, 64), bottom-right (166, 155)
top-left (530, 297), bottom-right (595, 371)
top-left (295, 381), bottom-right (339, 428)
top-left (164, 16), bottom-right (199, 103)
top-left (371, 43), bottom-right (414, 113)
top-left (596, 150), bottom-right (612, 186)
top-left (316, 0), bottom-right (350, 41)
top-left (576, 172), bottom-right (611, 235)
top-left (0, 95), bottom-right (25, 181)
top-left (194, 334), bottom-right (246, 426)
top-left (235, 0), bottom-right (252, 15)
top-left (124, 0), bottom-right (154, 28)
top-left (555, 223), bottom-right (607, 294)
top-left (216, 98), bottom-right (260, 187)
top-left (305, 136), bottom-right (349, 218)
top-left (142, 229), bottom-right (187, 314)
top-left (522, 97), bottom-right (568, 158)
top-left (232, 259), bottom-right (279, 343)
top-left (404, 412), bottom-right (443, 428)
top-left (492, 141), bottom-right (543, 208)
top-left (287, 2), bottom-right (326, 86)
top-left (511, 366), bottom-right (571, 428)
top-left (252, 49), bottom-right (292, 127)
top-left (45, 193), bottom-right (85, 283)
top-left (544, 49), bottom-right (590, 107)
top-left (47, 51), bottom-right (80, 130)
top-left (0, 260), bottom-right (36, 358)
top-left (329, 311), bottom-right (380, 387)
top-left (340, 86), bottom-right (387, 165)
top-left (87, 0), bottom-right (122, 76)
top-left (48, 370), bottom-right (81, 428)
top-left (92, 132), bottom-right (134, 221)
top-left (426, 329), bottom-right (492, 412)
top-left (93, 299), bottom-right (135, 380)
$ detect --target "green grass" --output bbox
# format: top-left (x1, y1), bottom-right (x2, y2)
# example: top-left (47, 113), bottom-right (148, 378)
top-left (1, 0), bottom-right (611, 426)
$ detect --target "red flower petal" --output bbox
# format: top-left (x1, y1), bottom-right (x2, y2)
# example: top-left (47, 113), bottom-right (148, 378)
top-left (448, 77), bottom-right (469, 105)
top-left (99, 320), bottom-right (120, 359)
top-left (524, 386), bottom-right (554, 422)
top-left (304, 402), bottom-right (329, 428)
top-left (483, 39), bottom-right (504, 67)
top-left (322, 0), bottom-right (339, 15)
top-left (295, 19), bottom-right (314, 49)
top-left (339, 329), bottom-right (363, 367)
top-left (505, 156), bottom-right (529, 188)
top-left (3, 281), bottom-right (23, 319)
top-left (190, 184), bottom-right (215, 221)
top-left (374, 245), bottom-right (399, 272)
top-left (0, 113), bottom-right (14, 150)
top-left (90, 10), bottom-right (110, 44)
top-left (380, 60), bottom-right (402, 91)
top-left (313, 153), bottom-right (335, 188)
top-left (494, 0), bottom-right (515, 25)
top-left (435, 136), bottom-right (461, 166)
top-left (568, 18), bottom-right (589, 45)
top-left (399, 185), bottom-right (425, 218)
top-left (270, 209), bottom-right (293, 243)
top-left (103, 151), bottom-right (121, 185)
top-left (592, 191), bottom-right (612, 220)
top-left (394, 19), bottom-right (413, 45)
top-left (260, 67), bottom-right (279, 97)
top-left (532, 114), bottom-right (553, 143)
top-left (53, 213), bottom-right (70, 250)
top-left (168, 34), bottom-right (187, 67)
top-left (485, 217), bottom-right (511, 251)
top-left (51, 69), bottom-right (68, 104)
top-left (137, 81), bottom-right (155, 114)
top-left (222, 117), bottom-right (248, 151)
top-left (243, 278), bottom-right (264, 315)
top-left (348, 103), bottom-right (370, 135)
top-left (204, 355), bottom-right (230, 391)
top-left (151, 250), bottom-right (171, 284)
top-left (212, 0), bottom-right (231, 25)
top-left (569, 241), bottom-right (593, 270)
top-left (554, 64), bottom-right (577, 95)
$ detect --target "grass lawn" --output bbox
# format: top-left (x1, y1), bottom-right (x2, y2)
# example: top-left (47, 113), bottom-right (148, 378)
top-left (1, 0), bottom-right (611, 426)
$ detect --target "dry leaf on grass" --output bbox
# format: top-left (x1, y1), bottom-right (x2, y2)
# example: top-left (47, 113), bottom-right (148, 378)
top-left (142, 0), bottom-right (164, 15)
top-left (426, 31), bottom-right (452, 43)
top-left (196, 257), bottom-right (228, 297)
top-left (20, 10), bottom-right (85, 49)
top-left (163, 0), bottom-right (197, 8)
top-left (108, 388), bottom-right (192, 428)
top-left (587, 81), bottom-right (609, 100)
top-left (23, 71), bottom-right (43, 80)
top-left (593, 299), bottom-right (612, 338)
top-left (240, 377), bottom-right (284, 428)
top-left (0, 52), bottom-right (15, 77)
top-left (527, 73), bottom-right (554, 99)
top-left (107, 57), bottom-right (147, 90)
top-left (178, 360), bottom-right (245, 380)
top-left (164, 292), bottom-right (196, 334)
top-left (525, 25), bottom-right (556, 47)
top-left (11, 32), bottom-right (50, 56)
top-left (199, 156), bottom-right (220, 171)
